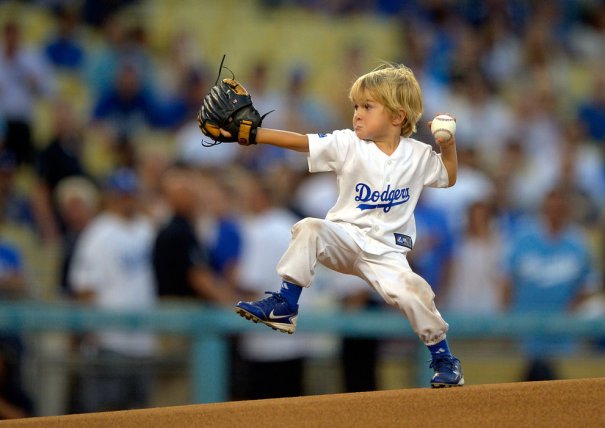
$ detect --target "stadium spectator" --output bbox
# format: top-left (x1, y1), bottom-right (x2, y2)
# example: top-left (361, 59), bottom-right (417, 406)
top-left (441, 71), bottom-right (515, 168)
top-left (85, 16), bottom-right (155, 97)
top-left (136, 149), bottom-right (171, 225)
top-left (422, 146), bottom-right (494, 234)
top-left (556, 120), bottom-right (605, 226)
top-left (408, 194), bottom-right (454, 297)
top-left (91, 61), bottom-right (162, 141)
top-left (32, 100), bottom-right (89, 242)
top-left (44, 6), bottom-right (86, 73)
top-left (292, 169), bottom-right (382, 392)
top-left (0, 152), bottom-right (35, 231)
top-left (53, 176), bottom-right (100, 297)
top-left (195, 172), bottom-right (242, 288)
top-left (69, 168), bottom-right (157, 412)
top-left (0, 21), bottom-right (55, 165)
top-left (442, 199), bottom-right (505, 314)
top-left (233, 173), bottom-right (319, 399)
top-left (501, 186), bottom-right (601, 381)
top-left (577, 74), bottom-right (605, 145)
top-left (152, 166), bottom-right (235, 304)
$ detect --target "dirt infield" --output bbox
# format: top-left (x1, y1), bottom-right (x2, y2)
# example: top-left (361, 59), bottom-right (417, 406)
top-left (4, 378), bottom-right (604, 427)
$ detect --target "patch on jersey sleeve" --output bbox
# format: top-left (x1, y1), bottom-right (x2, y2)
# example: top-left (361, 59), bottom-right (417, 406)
top-left (394, 233), bottom-right (413, 249)
top-left (318, 133), bottom-right (327, 138)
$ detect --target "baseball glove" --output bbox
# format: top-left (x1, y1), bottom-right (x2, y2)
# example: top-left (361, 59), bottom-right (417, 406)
top-left (197, 78), bottom-right (263, 146)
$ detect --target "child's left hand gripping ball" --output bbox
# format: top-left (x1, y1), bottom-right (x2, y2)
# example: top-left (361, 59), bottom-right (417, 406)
top-left (430, 114), bottom-right (456, 143)
top-left (197, 78), bottom-right (263, 146)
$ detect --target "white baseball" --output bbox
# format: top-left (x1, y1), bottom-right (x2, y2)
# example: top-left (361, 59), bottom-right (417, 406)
top-left (431, 114), bottom-right (456, 141)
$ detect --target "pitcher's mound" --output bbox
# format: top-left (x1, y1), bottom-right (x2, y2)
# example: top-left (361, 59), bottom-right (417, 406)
top-left (8, 378), bottom-right (605, 427)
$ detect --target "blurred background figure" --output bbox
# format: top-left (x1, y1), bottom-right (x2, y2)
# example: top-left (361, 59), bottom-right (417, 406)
top-left (85, 16), bottom-right (155, 99)
top-left (408, 194), bottom-right (454, 298)
top-left (442, 199), bottom-right (505, 314)
top-left (577, 74), bottom-right (605, 147)
top-left (68, 168), bottom-right (157, 412)
top-left (91, 61), bottom-right (161, 144)
top-left (151, 165), bottom-right (237, 407)
top-left (232, 172), bottom-right (319, 400)
top-left (0, 20), bottom-right (55, 166)
top-left (422, 146), bottom-right (494, 235)
top-left (291, 170), bottom-right (381, 393)
top-left (502, 186), bottom-right (601, 381)
top-left (0, 151), bottom-right (35, 233)
top-left (53, 176), bottom-right (100, 298)
top-left (333, 274), bottom-right (383, 393)
top-left (195, 171), bottom-right (242, 290)
top-left (152, 165), bottom-right (235, 304)
top-left (32, 100), bottom-right (89, 243)
top-left (43, 5), bottom-right (86, 74)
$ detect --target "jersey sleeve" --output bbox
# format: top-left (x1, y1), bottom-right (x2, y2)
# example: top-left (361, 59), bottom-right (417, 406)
top-left (421, 146), bottom-right (450, 188)
top-left (307, 130), bottom-right (351, 173)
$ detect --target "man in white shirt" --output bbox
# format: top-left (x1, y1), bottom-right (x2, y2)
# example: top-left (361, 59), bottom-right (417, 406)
top-left (69, 168), bottom-right (157, 411)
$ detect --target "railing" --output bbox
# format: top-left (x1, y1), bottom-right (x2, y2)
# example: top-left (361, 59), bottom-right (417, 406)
top-left (0, 301), bottom-right (604, 403)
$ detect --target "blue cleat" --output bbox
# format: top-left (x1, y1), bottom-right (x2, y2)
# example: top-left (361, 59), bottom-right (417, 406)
top-left (235, 292), bottom-right (298, 334)
top-left (430, 355), bottom-right (464, 388)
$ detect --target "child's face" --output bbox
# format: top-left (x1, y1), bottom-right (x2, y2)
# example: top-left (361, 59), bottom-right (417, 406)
top-left (352, 93), bottom-right (397, 141)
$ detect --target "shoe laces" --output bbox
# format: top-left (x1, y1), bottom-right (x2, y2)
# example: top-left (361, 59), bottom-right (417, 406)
top-left (256, 291), bottom-right (287, 309)
top-left (262, 291), bottom-right (286, 302)
top-left (429, 356), bottom-right (458, 372)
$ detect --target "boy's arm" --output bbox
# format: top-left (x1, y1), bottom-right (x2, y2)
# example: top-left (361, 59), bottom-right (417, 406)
top-left (221, 128), bottom-right (310, 152)
top-left (436, 136), bottom-right (458, 187)
top-left (256, 128), bottom-right (309, 152)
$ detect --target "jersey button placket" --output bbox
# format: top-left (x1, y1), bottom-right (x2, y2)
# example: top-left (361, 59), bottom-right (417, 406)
top-left (380, 159), bottom-right (392, 221)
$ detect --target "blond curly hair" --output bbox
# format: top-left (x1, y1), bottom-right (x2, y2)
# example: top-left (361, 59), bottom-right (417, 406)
top-left (349, 63), bottom-right (423, 137)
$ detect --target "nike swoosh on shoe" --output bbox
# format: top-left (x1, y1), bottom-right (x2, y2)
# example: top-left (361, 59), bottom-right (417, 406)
top-left (268, 309), bottom-right (293, 321)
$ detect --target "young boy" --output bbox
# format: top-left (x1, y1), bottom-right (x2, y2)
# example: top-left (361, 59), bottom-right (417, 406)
top-left (234, 63), bottom-right (463, 387)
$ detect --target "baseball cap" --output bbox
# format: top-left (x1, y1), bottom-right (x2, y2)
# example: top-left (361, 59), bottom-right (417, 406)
top-left (104, 168), bottom-right (139, 194)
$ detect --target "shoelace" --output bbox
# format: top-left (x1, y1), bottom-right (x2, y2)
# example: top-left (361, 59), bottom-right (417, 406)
top-left (429, 356), bottom-right (458, 372)
top-left (257, 291), bottom-right (287, 309)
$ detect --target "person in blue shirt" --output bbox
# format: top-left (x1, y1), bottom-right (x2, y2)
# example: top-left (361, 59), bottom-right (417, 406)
top-left (577, 76), bottom-right (605, 145)
top-left (502, 186), bottom-right (599, 381)
top-left (44, 6), bottom-right (85, 72)
top-left (409, 194), bottom-right (454, 295)
top-left (92, 62), bottom-right (163, 138)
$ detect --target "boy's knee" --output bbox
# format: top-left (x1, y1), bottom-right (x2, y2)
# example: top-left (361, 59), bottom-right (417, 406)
top-left (399, 272), bottom-right (435, 304)
top-left (292, 217), bottom-right (324, 236)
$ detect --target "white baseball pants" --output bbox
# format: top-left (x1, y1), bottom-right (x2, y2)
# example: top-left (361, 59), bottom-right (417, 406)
top-left (277, 218), bottom-right (449, 345)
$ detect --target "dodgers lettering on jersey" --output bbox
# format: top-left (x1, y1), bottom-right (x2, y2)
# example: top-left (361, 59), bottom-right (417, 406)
top-left (355, 183), bottom-right (410, 212)
top-left (307, 129), bottom-right (449, 255)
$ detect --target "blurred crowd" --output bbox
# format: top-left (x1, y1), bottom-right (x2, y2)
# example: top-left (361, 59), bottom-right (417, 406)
top-left (0, 0), bottom-right (604, 418)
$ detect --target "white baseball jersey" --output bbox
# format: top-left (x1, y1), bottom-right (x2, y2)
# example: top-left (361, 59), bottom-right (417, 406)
top-left (70, 212), bottom-right (157, 357)
top-left (307, 129), bottom-right (449, 255)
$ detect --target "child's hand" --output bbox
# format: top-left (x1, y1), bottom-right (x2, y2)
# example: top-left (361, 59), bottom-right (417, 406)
top-left (435, 134), bottom-right (456, 147)
top-left (428, 113), bottom-right (456, 146)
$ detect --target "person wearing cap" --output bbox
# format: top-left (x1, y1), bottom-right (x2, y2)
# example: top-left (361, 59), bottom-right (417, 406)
top-left (68, 167), bottom-right (157, 412)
